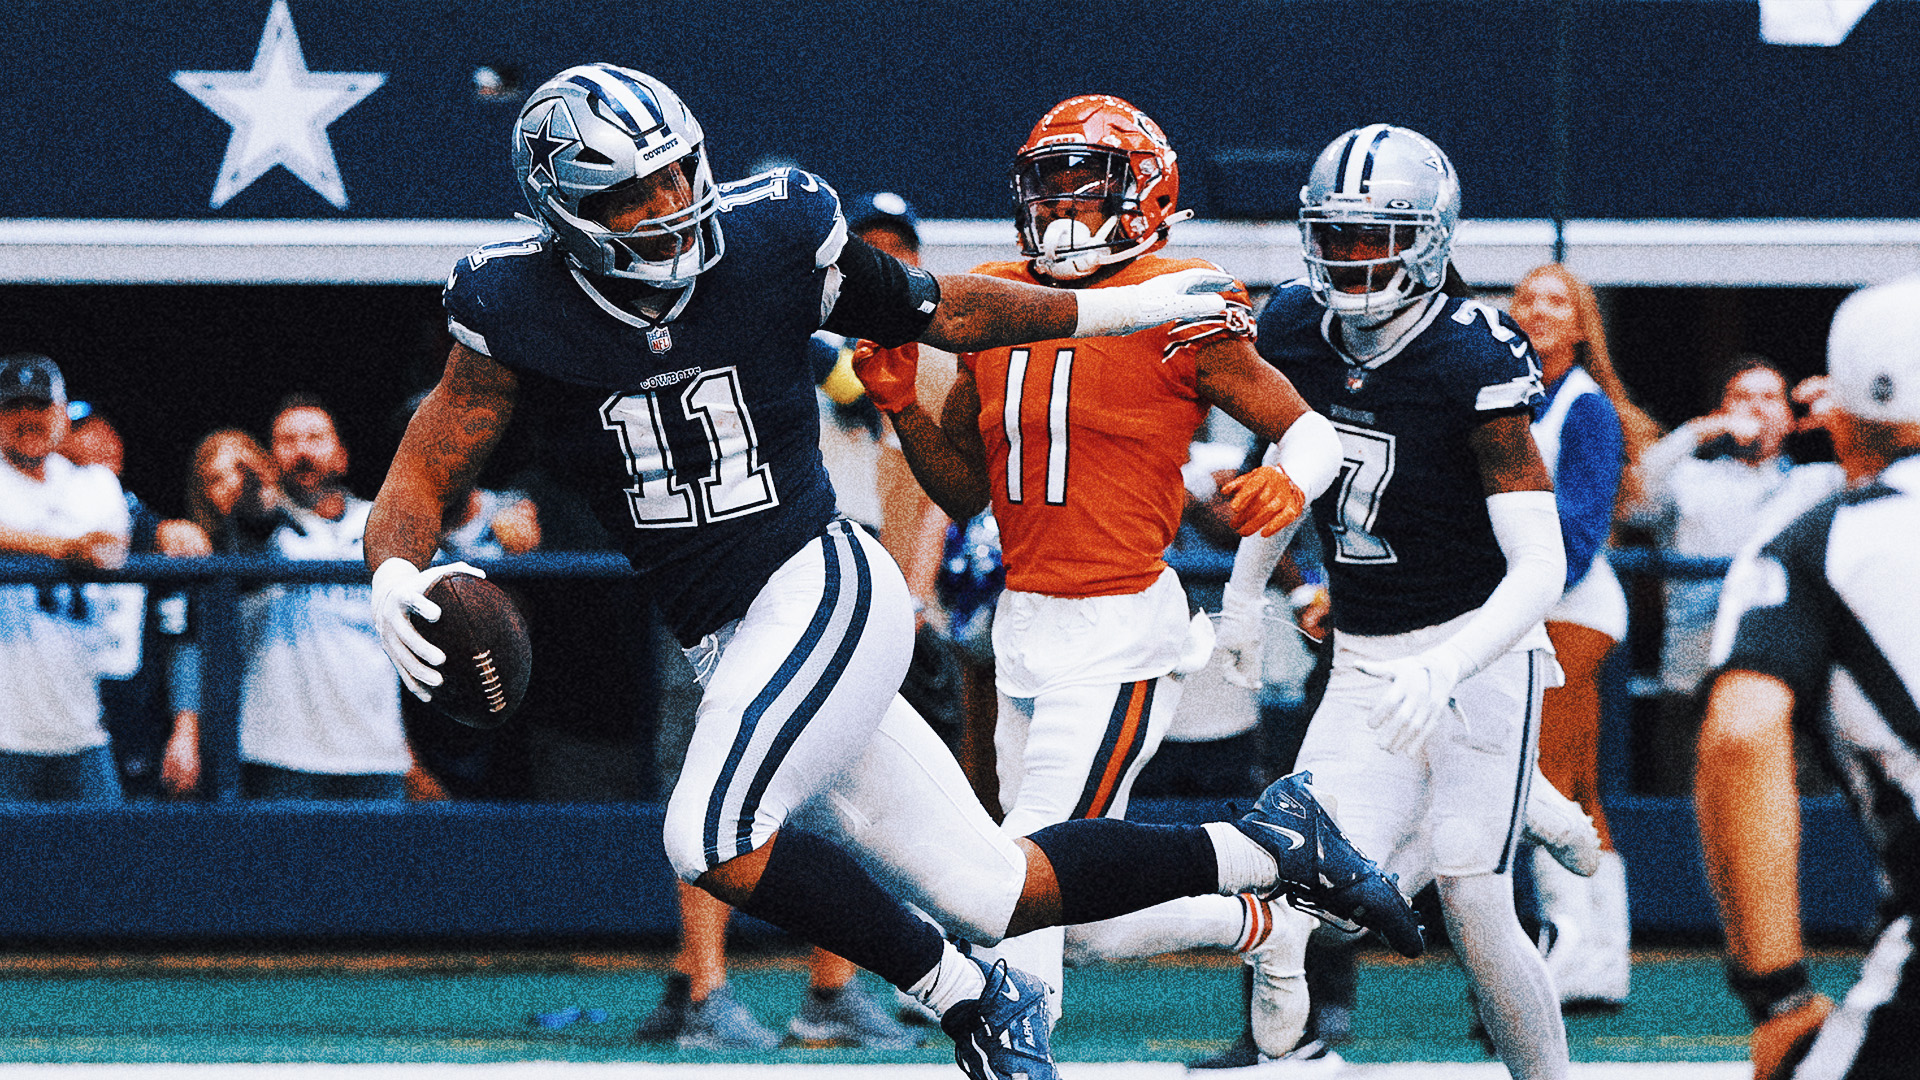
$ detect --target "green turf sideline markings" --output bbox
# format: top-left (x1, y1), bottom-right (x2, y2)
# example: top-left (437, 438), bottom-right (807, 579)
top-left (0, 1064), bottom-right (1753, 1078)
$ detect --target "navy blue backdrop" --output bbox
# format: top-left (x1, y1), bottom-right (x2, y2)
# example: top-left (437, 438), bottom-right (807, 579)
top-left (4, 0), bottom-right (1917, 223)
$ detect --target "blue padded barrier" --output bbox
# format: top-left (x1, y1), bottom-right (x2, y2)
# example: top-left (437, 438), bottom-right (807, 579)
top-left (0, 549), bottom-right (1882, 944)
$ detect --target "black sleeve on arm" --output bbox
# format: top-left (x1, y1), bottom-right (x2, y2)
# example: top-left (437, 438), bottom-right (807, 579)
top-left (821, 234), bottom-right (942, 348)
top-left (1717, 507), bottom-right (1838, 704)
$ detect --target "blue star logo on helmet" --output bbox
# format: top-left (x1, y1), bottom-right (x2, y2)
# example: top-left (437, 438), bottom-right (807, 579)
top-left (523, 106), bottom-right (579, 189)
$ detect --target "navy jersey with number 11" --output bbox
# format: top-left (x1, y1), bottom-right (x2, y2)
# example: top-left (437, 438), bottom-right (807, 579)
top-left (1256, 282), bottom-right (1545, 636)
top-left (442, 169), bottom-right (847, 644)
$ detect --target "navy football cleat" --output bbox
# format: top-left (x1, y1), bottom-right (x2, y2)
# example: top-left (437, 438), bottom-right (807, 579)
top-left (1232, 770), bottom-right (1425, 958)
top-left (940, 958), bottom-right (1057, 1080)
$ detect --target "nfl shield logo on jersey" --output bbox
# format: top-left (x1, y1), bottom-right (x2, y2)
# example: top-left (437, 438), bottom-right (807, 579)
top-left (1345, 368), bottom-right (1368, 393)
top-left (647, 326), bottom-right (673, 354)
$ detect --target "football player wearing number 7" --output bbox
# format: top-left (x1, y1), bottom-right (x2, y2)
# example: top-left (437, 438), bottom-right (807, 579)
top-left (364, 65), bottom-right (1419, 1080)
top-left (1219, 125), bottom-right (1573, 1078)
top-left (855, 94), bottom-right (1350, 1043)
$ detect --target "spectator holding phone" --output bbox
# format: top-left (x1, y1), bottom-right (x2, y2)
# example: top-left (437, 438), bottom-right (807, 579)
top-left (1625, 356), bottom-right (1843, 791)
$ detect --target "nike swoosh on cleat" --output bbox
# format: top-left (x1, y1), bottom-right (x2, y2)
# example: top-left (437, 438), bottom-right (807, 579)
top-left (1246, 820), bottom-right (1307, 849)
top-left (1001, 981), bottom-right (1021, 1001)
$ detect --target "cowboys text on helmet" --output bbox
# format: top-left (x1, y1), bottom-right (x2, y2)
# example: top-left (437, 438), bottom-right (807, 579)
top-left (511, 63), bottom-right (725, 288)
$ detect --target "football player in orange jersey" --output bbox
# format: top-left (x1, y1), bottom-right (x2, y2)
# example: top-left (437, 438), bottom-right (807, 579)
top-left (855, 94), bottom-right (1349, 1051)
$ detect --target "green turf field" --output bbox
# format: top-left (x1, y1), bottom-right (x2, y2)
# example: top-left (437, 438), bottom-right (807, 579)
top-left (0, 947), bottom-right (1861, 1066)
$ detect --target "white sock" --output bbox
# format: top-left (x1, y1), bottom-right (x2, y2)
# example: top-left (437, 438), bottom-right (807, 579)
top-left (1440, 873), bottom-right (1570, 1080)
top-left (909, 941), bottom-right (988, 1018)
top-left (993, 925), bottom-right (1066, 1024)
top-left (1203, 821), bottom-right (1279, 894)
top-left (1065, 894), bottom-right (1250, 965)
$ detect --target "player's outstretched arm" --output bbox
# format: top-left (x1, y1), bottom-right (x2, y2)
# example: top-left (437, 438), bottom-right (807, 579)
top-left (919, 268), bottom-right (1233, 354)
top-left (1199, 339), bottom-right (1341, 537)
top-left (367, 342), bottom-right (519, 573)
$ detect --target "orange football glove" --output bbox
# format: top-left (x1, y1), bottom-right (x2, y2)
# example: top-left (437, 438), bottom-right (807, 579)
top-left (1221, 465), bottom-right (1306, 537)
top-left (1751, 992), bottom-right (1833, 1080)
top-left (850, 340), bottom-right (921, 415)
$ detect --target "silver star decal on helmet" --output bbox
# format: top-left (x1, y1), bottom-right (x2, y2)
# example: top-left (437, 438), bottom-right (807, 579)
top-left (171, 0), bottom-right (385, 209)
top-left (522, 107), bottom-right (579, 189)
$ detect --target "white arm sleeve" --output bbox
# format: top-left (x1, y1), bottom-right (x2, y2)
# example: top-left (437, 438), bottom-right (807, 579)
top-left (1269, 410), bottom-right (1342, 504)
top-left (1222, 411), bottom-right (1337, 610)
top-left (1224, 522), bottom-right (1295, 612)
top-left (1071, 268), bottom-right (1233, 338)
top-left (1428, 489), bottom-right (1565, 679)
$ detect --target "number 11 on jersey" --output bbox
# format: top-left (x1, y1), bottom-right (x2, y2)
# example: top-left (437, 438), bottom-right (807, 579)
top-left (600, 367), bottom-right (778, 529)
top-left (1001, 346), bottom-right (1075, 506)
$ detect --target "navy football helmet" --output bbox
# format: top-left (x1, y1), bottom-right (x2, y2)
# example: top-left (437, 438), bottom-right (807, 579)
top-left (1298, 124), bottom-right (1460, 318)
top-left (512, 63), bottom-right (723, 287)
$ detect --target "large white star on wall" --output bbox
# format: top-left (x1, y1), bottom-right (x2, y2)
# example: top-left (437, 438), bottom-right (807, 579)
top-left (172, 0), bottom-right (386, 209)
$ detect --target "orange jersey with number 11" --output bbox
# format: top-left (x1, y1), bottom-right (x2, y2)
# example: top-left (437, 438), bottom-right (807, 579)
top-left (961, 256), bottom-right (1253, 598)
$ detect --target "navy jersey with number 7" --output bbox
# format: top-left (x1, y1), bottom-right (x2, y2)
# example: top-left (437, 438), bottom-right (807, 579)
top-left (442, 168), bottom-right (848, 644)
top-left (1256, 282), bottom-right (1545, 636)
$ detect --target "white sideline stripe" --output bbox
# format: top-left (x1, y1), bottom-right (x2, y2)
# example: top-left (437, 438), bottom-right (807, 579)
top-left (0, 1064), bottom-right (1749, 1079)
top-left (6, 218), bottom-right (1920, 286)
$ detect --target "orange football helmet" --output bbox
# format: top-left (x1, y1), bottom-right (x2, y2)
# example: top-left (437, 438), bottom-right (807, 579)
top-left (1011, 94), bottom-right (1189, 281)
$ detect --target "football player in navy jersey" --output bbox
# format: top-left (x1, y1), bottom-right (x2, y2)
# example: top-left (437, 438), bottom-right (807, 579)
top-left (1217, 125), bottom-right (1573, 1077)
top-left (358, 64), bottom-right (1419, 1080)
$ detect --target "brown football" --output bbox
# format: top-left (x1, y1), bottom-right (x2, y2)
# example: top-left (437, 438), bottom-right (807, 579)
top-left (416, 574), bottom-right (531, 729)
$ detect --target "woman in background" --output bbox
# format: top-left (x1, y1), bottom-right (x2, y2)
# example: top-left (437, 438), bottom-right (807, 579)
top-left (1510, 263), bottom-right (1637, 1010)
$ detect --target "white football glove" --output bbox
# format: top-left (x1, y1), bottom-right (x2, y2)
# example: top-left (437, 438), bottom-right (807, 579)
top-left (1351, 645), bottom-right (1470, 757)
top-left (370, 557), bottom-right (486, 701)
top-left (1073, 268), bottom-right (1236, 338)
top-left (1214, 597), bottom-right (1267, 690)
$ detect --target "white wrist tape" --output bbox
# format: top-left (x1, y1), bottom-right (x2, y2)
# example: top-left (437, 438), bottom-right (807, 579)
top-left (1225, 526), bottom-right (1290, 612)
top-left (1267, 411), bottom-right (1342, 502)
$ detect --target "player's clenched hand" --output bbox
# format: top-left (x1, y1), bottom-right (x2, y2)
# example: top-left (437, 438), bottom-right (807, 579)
top-left (1214, 597), bottom-right (1267, 690)
top-left (1351, 647), bottom-right (1469, 756)
top-left (1075, 268), bottom-right (1235, 337)
top-left (850, 340), bottom-right (920, 414)
top-left (1221, 466), bottom-right (1306, 537)
top-left (1751, 993), bottom-right (1832, 1080)
top-left (370, 558), bottom-right (485, 701)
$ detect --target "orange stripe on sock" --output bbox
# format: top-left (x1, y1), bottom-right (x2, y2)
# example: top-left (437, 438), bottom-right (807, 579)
top-left (1237, 893), bottom-right (1271, 953)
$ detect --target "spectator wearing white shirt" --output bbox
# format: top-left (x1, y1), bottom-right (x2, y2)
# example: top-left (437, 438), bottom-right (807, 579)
top-left (0, 353), bottom-right (130, 801)
top-left (237, 396), bottom-right (443, 801)
top-left (1626, 355), bottom-right (1843, 792)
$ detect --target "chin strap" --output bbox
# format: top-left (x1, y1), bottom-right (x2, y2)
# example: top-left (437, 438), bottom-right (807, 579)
top-left (1035, 211), bottom-right (1194, 281)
